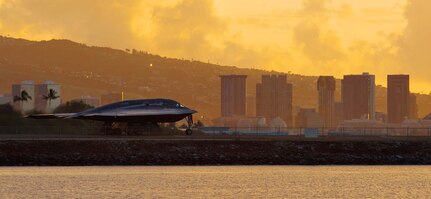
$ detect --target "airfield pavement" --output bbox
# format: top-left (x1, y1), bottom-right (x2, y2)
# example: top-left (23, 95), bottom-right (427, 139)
top-left (0, 133), bottom-right (431, 142)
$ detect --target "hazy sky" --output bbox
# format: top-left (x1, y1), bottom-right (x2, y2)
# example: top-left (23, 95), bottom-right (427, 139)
top-left (1, 0), bottom-right (430, 92)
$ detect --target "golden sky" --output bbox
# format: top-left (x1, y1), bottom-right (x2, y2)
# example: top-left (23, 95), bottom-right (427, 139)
top-left (1, 0), bottom-right (430, 93)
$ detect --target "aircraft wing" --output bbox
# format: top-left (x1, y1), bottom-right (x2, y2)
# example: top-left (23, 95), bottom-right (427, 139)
top-left (27, 113), bottom-right (76, 119)
top-left (65, 108), bottom-right (196, 118)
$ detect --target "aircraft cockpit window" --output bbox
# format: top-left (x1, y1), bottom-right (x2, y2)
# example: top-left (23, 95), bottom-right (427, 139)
top-left (175, 103), bottom-right (185, 108)
top-left (117, 101), bottom-right (143, 107)
top-left (142, 101), bottom-right (165, 107)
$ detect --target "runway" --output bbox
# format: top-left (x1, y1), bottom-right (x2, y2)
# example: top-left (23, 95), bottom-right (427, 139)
top-left (0, 134), bottom-right (431, 142)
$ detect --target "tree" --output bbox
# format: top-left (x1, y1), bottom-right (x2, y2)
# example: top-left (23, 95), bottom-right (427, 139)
top-left (13, 90), bottom-right (32, 102)
top-left (194, 120), bottom-right (205, 127)
top-left (43, 89), bottom-right (60, 110)
top-left (54, 101), bottom-right (94, 113)
top-left (0, 104), bottom-right (22, 125)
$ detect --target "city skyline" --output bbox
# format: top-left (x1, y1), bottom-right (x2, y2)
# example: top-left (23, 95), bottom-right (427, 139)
top-left (219, 72), bottom-right (420, 128)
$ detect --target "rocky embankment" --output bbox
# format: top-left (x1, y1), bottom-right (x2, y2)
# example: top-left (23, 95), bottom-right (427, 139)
top-left (0, 140), bottom-right (431, 166)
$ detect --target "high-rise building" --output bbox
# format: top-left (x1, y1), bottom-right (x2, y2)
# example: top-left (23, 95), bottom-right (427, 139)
top-left (342, 73), bottom-right (375, 120)
top-left (12, 80), bottom-right (35, 113)
top-left (101, 92), bottom-right (124, 106)
top-left (256, 75), bottom-right (293, 127)
top-left (334, 102), bottom-right (344, 126)
top-left (317, 76), bottom-right (336, 127)
top-left (35, 80), bottom-right (61, 113)
top-left (409, 94), bottom-right (418, 119)
top-left (387, 75), bottom-right (410, 123)
top-left (220, 75), bottom-right (247, 117)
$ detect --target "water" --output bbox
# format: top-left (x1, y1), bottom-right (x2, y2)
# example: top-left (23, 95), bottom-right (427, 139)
top-left (0, 166), bottom-right (430, 198)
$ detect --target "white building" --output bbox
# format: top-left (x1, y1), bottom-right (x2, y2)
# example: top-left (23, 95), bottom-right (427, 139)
top-left (12, 81), bottom-right (35, 113)
top-left (0, 94), bottom-right (12, 105)
top-left (269, 117), bottom-right (287, 132)
top-left (35, 80), bottom-right (61, 113)
top-left (339, 119), bottom-right (385, 128)
top-left (236, 117), bottom-right (266, 129)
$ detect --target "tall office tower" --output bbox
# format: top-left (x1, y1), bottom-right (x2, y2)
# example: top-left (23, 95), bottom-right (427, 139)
top-left (317, 76), bottom-right (336, 127)
top-left (220, 75), bottom-right (247, 117)
top-left (101, 92), bottom-right (124, 106)
top-left (364, 72), bottom-right (376, 120)
top-left (387, 75), bottom-right (410, 123)
top-left (334, 102), bottom-right (344, 126)
top-left (409, 94), bottom-right (418, 119)
top-left (35, 80), bottom-right (61, 113)
top-left (342, 73), bottom-right (375, 120)
top-left (256, 75), bottom-right (293, 127)
top-left (12, 80), bottom-right (35, 113)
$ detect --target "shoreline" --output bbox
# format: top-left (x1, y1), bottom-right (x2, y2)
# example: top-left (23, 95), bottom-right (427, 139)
top-left (0, 139), bottom-right (430, 166)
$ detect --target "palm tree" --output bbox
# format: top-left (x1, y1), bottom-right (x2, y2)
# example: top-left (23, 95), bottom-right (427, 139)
top-left (13, 90), bottom-right (32, 112)
top-left (13, 96), bottom-right (21, 102)
top-left (13, 90), bottom-right (32, 102)
top-left (43, 89), bottom-right (60, 110)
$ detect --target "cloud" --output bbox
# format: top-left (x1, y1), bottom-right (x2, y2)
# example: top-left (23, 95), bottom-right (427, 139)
top-left (143, 0), bottom-right (270, 68)
top-left (293, 21), bottom-right (345, 64)
top-left (1, 0), bottom-right (430, 92)
top-left (302, 0), bottom-right (330, 17)
top-left (292, 0), bottom-right (346, 71)
top-left (0, 0), bottom-right (139, 47)
top-left (397, 0), bottom-right (431, 83)
top-left (146, 0), bottom-right (226, 60)
top-left (287, 0), bottom-right (419, 91)
top-left (337, 4), bottom-right (353, 18)
top-left (0, 0), bottom-right (266, 69)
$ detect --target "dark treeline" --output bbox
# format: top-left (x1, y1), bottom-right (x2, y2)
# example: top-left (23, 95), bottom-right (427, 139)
top-left (0, 101), bottom-right (100, 135)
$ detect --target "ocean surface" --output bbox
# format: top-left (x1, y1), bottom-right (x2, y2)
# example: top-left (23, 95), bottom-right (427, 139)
top-left (0, 166), bottom-right (430, 198)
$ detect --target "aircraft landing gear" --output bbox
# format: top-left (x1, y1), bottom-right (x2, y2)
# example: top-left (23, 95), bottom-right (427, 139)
top-left (185, 115), bottom-right (193, 135)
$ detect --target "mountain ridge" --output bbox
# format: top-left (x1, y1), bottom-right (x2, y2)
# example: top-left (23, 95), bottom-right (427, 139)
top-left (1, 36), bottom-right (430, 123)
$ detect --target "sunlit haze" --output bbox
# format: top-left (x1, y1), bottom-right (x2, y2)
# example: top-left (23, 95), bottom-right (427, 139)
top-left (2, 1), bottom-right (431, 197)
top-left (2, 0), bottom-right (430, 92)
